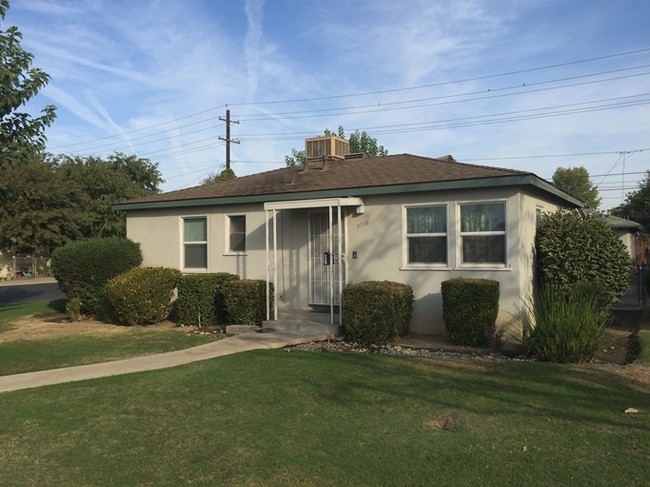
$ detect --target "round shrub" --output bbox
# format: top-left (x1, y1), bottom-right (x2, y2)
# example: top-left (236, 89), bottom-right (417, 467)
top-left (441, 278), bottom-right (499, 346)
top-left (536, 210), bottom-right (631, 306)
top-left (105, 267), bottom-right (182, 325)
top-left (50, 237), bottom-right (142, 317)
top-left (342, 281), bottom-right (414, 345)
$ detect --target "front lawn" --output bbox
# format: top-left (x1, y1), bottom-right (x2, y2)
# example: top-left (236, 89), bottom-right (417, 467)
top-left (0, 299), bottom-right (65, 324)
top-left (0, 328), bottom-right (217, 376)
top-left (0, 351), bottom-right (647, 486)
top-left (0, 300), bottom-right (218, 375)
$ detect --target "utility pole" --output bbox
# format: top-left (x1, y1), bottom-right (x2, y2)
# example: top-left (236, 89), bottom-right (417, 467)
top-left (219, 109), bottom-right (240, 170)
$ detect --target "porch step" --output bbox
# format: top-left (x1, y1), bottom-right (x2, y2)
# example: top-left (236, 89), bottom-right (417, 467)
top-left (263, 312), bottom-right (342, 337)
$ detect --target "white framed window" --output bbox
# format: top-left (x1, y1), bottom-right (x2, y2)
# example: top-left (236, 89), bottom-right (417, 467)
top-left (226, 215), bottom-right (246, 254)
top-left (403, 204), bottom-right (448, 267)
top-left (459, 201), bottom-right (507, 265)
top-left (182, 216), bottom-right (208, 269)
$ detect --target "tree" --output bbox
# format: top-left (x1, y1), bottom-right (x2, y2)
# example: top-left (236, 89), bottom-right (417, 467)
top-left (0, 158), bottom-right (89, 254)
top-left (0, 0), bottom-right (56, 171)
top-left (55, 153), bottom-right (163, 238)
top-left (551, 166), bottom-right (600, 209)
top-left (285, 126), bottom-right (388, 166)
top-left (0, 152), bottom-right (161, 253)
top-left (200, 167), bottom-right (236, 185)
top-left (611, 170), bottom-right (650, 231)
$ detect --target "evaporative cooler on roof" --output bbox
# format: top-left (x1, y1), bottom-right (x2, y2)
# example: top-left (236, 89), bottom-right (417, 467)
top-left (305, 136), bottom-right (349, 161)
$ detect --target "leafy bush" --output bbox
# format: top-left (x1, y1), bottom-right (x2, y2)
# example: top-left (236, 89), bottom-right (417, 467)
top-left (441, 278), bottom-right (499, 346)
top-left (518, 284), bottom-right (610, 363)
top-left (105, 267), bottom-right (182, 325)
top-left (536, 210), bottom-right (631, 306)
top-left (222, 280), bottom-right (272, 325)
top-left (51, 237), bottom-right (142, 317)
top-left (342, 281), bottom-right (414, 345)
top-left (176, 273), bottom-right (240, 326)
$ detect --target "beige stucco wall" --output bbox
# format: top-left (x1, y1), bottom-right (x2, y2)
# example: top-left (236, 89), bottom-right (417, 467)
top-left (126, 188), bottom-right (566, 337)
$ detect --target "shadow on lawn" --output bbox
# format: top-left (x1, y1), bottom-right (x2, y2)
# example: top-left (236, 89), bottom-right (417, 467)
top-left (280, 350), bottom-right (649, 432)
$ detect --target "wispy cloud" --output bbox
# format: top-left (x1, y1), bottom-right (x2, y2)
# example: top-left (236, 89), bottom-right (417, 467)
top-left (244, 0), bottom-right (266, 102)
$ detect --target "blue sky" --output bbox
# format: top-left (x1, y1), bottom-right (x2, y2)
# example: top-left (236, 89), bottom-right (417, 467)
top-left (7, 0), bottom-right (650, 209)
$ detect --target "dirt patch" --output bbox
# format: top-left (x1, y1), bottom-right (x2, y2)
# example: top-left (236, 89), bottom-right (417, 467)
top-left (0, 313), bottom-right (180, 344)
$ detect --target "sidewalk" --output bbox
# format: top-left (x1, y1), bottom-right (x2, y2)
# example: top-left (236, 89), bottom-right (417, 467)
top-left (0, 327), bottom-right (336, 394)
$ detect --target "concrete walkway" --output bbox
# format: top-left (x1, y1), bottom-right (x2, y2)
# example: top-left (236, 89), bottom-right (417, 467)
top-left (0, 327), bottom-right (336, 394)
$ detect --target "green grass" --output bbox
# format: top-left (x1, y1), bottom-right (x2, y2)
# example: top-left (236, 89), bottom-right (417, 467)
top-left (0, 329), bottom-right (217, 376)
top-left (0, 299), bottom-right (66, 323)
top-left (0, 351), bottom-right (648, 486)
top-left (0, 298), bottom-right (217, 375)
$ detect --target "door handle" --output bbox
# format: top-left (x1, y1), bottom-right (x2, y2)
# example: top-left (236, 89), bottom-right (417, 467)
top-left (323, 251), bottom-right (331, 266)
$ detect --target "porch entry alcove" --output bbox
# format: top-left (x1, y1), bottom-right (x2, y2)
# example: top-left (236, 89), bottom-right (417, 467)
top-left (264, 197), bottom-right (365, 326)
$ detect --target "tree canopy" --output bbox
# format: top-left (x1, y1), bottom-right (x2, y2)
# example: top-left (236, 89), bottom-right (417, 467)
top-left (551, 166), bottom-right (601, 209)
top-left (285, 126), bottom-right (388, 166)
top-left (200, 167), bottom-right (236, 185)
top-left (611, 170), bottom-right (650, 231)
top-left (0, 0), bottom-right (56, 171)
top-left (0, 153), bottom-right (163, 254)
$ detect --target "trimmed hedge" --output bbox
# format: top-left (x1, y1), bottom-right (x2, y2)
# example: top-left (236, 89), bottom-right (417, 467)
top-left (222, 280), bottom-right (273, 325)
top-left (536, 210), bottom-right (630, 306)
top-left (105, 267), bottom-right (182, 325)
top-left (441, 278), bottom-right (499, 346)
top-left (176, 273), bottom-right (240, 326)
top-left (50, 237), bottom-right (142, 317)
top-left (342, 281), bottom-right (414, 345)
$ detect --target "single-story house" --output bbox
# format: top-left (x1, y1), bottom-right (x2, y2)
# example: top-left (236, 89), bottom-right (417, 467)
top-left (114, 136), bottom-right (583, 335)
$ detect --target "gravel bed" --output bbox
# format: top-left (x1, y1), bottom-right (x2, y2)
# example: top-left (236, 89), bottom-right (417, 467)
top-left (286, 339), bottom-right (532, 361)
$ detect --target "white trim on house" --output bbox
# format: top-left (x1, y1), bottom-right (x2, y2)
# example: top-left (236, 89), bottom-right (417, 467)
top-left (455, 199), bottom-right (510, 270)
top-left (401, 203), bottom-right (450, 270)
top-left (180, 215), bottom-right (209, 272)
top-left (224, 213), bottom-right (247, 255)
top-left (264, 197), bottom-right (363, 326)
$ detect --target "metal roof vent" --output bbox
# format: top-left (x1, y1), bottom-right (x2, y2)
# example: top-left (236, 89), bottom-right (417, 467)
top-left (305, 136), bottom-right (349, 161)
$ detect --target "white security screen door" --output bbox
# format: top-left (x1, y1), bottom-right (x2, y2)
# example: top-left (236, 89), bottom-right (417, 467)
top-left (308, 211), bottom-right (344, 305)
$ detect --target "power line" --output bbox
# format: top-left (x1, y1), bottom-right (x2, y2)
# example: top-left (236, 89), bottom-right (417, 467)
top-left (227, 47), bottom-right (650, 106)
top-left (46, 47), bottom-right (650, 153)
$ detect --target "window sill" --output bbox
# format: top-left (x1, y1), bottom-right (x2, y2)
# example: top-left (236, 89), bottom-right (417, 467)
top-left (453, 265), bottom-right (511, 271)
top-left (181, 268), bottom-right (209, 273)
top-left (400, 266), bottom-right (452, 271)
top-left (224, 252), bottom-right (248, 256)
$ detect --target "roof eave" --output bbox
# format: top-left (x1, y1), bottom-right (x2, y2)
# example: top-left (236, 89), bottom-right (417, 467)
top-left (113, 174), bottom-right (583, 211)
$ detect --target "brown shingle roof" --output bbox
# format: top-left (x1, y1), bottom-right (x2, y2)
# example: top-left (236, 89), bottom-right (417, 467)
top-left (123, 154), bottom-right (531, 206)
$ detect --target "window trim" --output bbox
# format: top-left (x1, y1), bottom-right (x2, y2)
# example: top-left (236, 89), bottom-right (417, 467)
top-left (181, 215), bottom-right (208, 271)
top-left (224, 214), bottom-right (247, 255)
top-left (401, 203), bottom-right (449, 269)
top-left (456, 199), bottom-right (508, 269)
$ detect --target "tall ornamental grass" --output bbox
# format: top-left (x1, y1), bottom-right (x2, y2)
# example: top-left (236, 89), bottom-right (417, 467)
top-left (519, 285), bottom-right (610, 363)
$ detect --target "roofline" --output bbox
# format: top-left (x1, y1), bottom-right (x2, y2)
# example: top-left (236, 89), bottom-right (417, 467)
top-left (113, 174), bottom-right (584, 211)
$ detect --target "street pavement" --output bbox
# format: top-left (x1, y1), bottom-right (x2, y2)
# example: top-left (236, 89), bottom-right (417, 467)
top-left (0, 278), bottom-right (64, 305)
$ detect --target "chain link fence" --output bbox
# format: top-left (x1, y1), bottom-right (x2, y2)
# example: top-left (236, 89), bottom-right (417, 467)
top-left (9, 255), bottom-right (53, 279)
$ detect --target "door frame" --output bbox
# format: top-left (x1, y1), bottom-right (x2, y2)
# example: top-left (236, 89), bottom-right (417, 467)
top-left (264, 197), bottom-right (363, 326)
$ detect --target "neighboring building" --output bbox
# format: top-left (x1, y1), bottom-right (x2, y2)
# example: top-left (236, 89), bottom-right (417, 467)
top-left (603, 214), bottom-right (643, 264)
top-left (114, 137), bottom-right (582, 336)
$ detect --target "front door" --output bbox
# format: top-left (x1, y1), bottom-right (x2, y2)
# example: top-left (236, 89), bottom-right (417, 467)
top-left (308, 211), bottom-right (345, 305)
